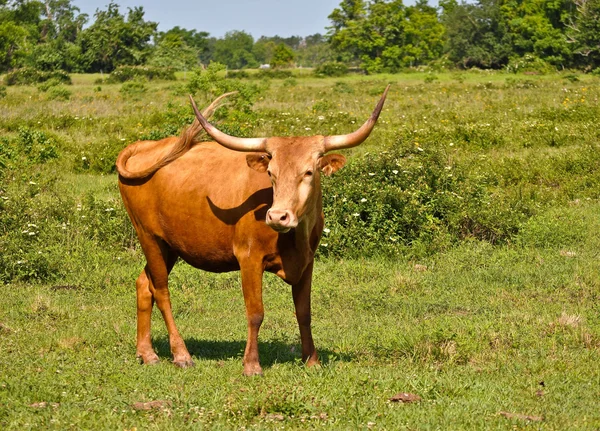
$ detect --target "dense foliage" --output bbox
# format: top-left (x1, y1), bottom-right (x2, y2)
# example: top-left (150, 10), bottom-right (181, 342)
top-left (1, 0), bottom-right (600, 75)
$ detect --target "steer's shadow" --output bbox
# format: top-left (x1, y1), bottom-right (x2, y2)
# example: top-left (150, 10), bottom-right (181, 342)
top-left (152, 337), bottom-right (354, 367)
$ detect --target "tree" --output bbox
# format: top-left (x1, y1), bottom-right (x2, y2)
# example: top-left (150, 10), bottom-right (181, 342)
top-left (328, 0), bottom-right (443, 72)
top-left (500, 0), bottom-right (572, 67)
top-left (0, 0), bottom-right (44, 71)
top-left (77, 2), bottom-right (157, 72)
top-left (156, 26), bottom-right (211, 64)
top-left (0, 21), bottom-right (29, 71)
top-left (270, 43), bottom-right (295, 68)
top-left (443, 0), bottom-right (512, 69)
top-left (252, 37), bottom-right (277, 64)
top-left (296, 33), bottom-right (334, 67)
top-left (567, 0), bottom-right (600, 68)
top-left (212, 30), bottom-right (257, 69)
top-left (149, 33), bottom-right (199, 70)
top-left (40, 0), bottom-right (87, 42)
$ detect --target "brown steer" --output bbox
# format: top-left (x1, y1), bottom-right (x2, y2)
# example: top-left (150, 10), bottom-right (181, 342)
top-left (116, 86), bottom-right (389, 375)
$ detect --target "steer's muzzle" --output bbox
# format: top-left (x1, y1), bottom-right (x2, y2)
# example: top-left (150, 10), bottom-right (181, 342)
top-left (266, 208), bottom-right (297, 233)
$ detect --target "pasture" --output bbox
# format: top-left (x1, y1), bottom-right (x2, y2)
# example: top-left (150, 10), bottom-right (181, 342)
top-left (1, 71), bottom-right (599, 429)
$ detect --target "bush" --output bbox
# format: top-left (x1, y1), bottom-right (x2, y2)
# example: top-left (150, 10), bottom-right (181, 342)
top-left (315, 62), bottom-right (349, 77)
top-left (256, 69), bottom-right (293, 79)
top-left (506, 55), bottom-right (554, 74)
top-left (119, 79), bottom-right (148, 98)
top-left (227, 70), bottom-right (250, 79)
top-left (4, 68), bottom-right (72, 86)
top-left (282, 77), bottom-right (298, 88)
top-left (333, 81), bottom-right (354, 94)
top-left (46, 85), bottom-right (72, 101)
top-left (37, 78), bottom-right (65, 92)
top-left (0, 86), bottom-right (6, 98)
top-left (107, 66), bottom-right (176, 83)
top-left (424, 74), bottom-right (439, 84)
top-left (187, 62), bottom-right (266, 115)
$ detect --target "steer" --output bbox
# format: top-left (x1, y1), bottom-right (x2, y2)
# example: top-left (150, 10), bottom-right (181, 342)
top-left (116, 86), bottom-right (389, 375)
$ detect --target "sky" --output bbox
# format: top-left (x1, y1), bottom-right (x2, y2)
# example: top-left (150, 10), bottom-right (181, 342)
top-left (72, 0), bottom-right (344, 38)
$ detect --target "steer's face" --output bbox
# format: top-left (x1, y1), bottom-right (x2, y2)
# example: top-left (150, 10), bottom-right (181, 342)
top-left (246, 138), bottom-right (346, 233)
top-left (189, 86), bottom-right (389, 233)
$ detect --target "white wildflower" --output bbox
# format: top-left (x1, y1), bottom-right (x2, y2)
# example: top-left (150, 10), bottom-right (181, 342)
top-left (392, 170), bottom-right (399, 174)
top-left (323, 228), bottom-right (331, 234)
top-left (360, 198), bottom-right (367, 203)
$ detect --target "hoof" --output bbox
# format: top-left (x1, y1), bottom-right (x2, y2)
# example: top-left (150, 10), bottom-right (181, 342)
top-left (137, 353), bottom-right (160, 365)
top-left (306, 358), bottom-right (321, 368)
top-left (173, 359), bottom-right (195, 368)
top-left (243, 365), bottom-right (263, 377)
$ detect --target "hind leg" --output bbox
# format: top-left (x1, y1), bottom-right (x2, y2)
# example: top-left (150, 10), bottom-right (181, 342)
top-left (137, 235), bottom-right (194, 367)
top-left (136, 269), bottom-right (159, 364)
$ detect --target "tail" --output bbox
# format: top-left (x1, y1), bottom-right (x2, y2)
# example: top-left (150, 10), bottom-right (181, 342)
top-left (116, 92), bottom-right (236, 180)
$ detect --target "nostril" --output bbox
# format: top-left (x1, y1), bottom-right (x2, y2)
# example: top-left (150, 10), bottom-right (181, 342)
top-left (279, 212), bottom-right (288, 222)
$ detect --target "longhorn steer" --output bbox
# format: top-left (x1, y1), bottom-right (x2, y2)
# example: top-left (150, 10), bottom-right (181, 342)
top-left (116, 86), bottom-right (389, 375)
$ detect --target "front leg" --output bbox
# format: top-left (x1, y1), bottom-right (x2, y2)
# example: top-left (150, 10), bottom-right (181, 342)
top-left (239, 261), bottom-right (265, 376)
top-left (292, 260), bottom-right (320, 367)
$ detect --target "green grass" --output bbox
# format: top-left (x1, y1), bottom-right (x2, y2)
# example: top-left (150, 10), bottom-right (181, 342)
top-left (1, 71), bottom-right (599, 429)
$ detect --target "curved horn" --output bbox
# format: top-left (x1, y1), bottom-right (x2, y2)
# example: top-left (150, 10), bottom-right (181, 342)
top-left (189, 95), bottom-right (267, 152)
top-left (324, 84), bottom-right (390, 152)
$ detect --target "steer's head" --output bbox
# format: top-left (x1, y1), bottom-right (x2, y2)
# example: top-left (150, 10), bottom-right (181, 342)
top-left (190, 86), bottom-right (389, 233)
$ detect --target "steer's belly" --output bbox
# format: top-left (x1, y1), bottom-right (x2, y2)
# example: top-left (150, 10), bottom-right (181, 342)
top-left (177, 250), bottom-right (240, 273)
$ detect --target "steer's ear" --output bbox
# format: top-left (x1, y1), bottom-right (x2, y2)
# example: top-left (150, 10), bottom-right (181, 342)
top-left (319, 154), bottom-right (347, 176)
top-left (246, 153), bottom-right (270, 173)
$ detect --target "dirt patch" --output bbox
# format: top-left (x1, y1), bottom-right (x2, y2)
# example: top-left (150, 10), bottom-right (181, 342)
top-left (132, 400), bottom-right (172, 411)
top-left (51, 285), bottom-right (81, 291)
top-left (389, 392), bottom-right (422, 403)
top-left (29, 402), bottom-right (59, 409)
top-left (498, 411), bottom-right (543, 422)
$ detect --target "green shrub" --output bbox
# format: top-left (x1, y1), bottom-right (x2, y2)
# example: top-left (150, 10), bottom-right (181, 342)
top-left (17, 127), bottom-right (60, 163)
top-left (227, 70), bottom-right (250, 79)
top-left (0, 86), bottom-right (6, 98)
top-left (107, 66), bottom-right (176, 83)
top-left (4, 68), bottom-right (71, 86)
top-left (562, 73), bottom-right (579, 83)
top-left (424, 74), bottom-right (439, 84)
top-left (256, 69), bottom-right (293, 79)
top-left (333, 81), bottom-right (354, 94)
top-left (46, 85), bottom-right (72, 100)
top-left (506, 54), bottom-right (554, 74)
top-left (37, 78), bottom-right (65, 92)
top-left (120, 79), bottom-right (148, 98)
top-left (314, 62), bottom-right (349, 77)
top-left (282, 77), bottom-right (298, 87)
top-left (187, 62), bottom-right (266, 115)
top-left (504, 78), bottom-right (537, 89)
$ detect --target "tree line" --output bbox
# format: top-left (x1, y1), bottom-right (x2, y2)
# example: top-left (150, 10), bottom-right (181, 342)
top-left (1, 0), bottom-right (599, 75)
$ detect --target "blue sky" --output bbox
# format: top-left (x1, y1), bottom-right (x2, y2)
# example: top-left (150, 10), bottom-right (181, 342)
top-left (73, 0), bottom-right (344, 38)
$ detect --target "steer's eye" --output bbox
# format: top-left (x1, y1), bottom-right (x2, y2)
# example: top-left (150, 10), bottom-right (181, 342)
top-left (305, 170), bottom-right (313, 177)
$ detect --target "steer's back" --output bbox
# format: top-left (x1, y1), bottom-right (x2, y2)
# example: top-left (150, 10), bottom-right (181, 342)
top-left (118, 139), bottom-right (276, 272)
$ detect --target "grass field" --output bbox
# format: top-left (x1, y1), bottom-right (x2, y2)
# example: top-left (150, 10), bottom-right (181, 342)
top-left (1, 70), bottom-right (599, 429)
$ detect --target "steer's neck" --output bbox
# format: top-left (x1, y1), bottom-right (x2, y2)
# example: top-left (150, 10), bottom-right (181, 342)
top-left (295, 185), bottom-right (323, 256)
